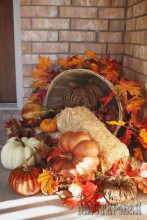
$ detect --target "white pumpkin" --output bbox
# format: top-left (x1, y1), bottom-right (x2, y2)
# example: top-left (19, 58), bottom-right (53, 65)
top-left (1, 137), bottom-right (41, 169)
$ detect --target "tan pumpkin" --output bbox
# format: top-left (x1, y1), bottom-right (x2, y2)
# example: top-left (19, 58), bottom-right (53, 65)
top-left (40, 118), bottom-right (57, 133)
top-left (9, 165), bottom-right (41, 196)
top-left (51, 131), bottom-right (100, 175)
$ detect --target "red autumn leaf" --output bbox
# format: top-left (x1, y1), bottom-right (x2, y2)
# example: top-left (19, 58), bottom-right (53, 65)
top-left (82, 182), bottom-right (97, 196)
top-left (62, 197), bottom-right (80, 209)
top-left (119, 129), bottom-right (135, 144)
top-left (47, 149), bottom-right (61, 162)
top-left (99, 92), bottom-right (116, 108)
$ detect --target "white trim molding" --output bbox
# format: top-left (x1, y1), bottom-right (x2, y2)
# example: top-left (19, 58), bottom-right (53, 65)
top-left (0, 0), bottom-right (23, 110)
top-left (13, 0), bottom-right (23, 109)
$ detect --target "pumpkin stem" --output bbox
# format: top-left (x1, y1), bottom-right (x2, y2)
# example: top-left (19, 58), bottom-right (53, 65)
top-left (23, 150), bottom-right (38, 172)
top-left (59, 152), bottom-right (73, 161)
top-left (15, 138), bottom-right (26, 148)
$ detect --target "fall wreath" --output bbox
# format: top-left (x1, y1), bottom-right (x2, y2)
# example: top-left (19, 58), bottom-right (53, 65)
top-left (1, 51), bottom-right (147, 213)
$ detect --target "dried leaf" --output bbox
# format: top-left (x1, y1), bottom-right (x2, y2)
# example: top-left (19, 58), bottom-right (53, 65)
top-left (38, 55), bottom-right (52, 69)
top-left (135, 176), bottom-right (147, 193)
top-left (85, 50), bottom-right (98, 61)
top-left (133, 147), bottom-right (144, 162)
top-left (126, 97), bottom-right (145, 114)
top-left (82, 181), bottom-right (97, 196)
top-left (62, 197), bottom-right (80, 209)
top-left (99, 92), bottom-right (116, 108)
top-left (114, 78), bottom-right (142, 101)
top-left (138, 128), bottom-right (147, 149)
top-left (37, 169), bottom-right (55, 195)
top-left (107, 120), bottom-right (126, 126)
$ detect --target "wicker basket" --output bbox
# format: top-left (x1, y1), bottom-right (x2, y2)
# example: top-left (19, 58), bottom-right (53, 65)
top-left (44, 69), bottom-right (123, 135)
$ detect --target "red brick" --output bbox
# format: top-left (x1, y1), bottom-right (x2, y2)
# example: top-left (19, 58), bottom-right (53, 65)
top-left (32, 0), bottom-right (70, 5)
top-left (133, 1), bottom-right (147, 17)
top-left (21, 18), bottom-right (31, 29)
top-left (32, 43), bottom-right (69, 53)
top-left (99, 8), bottom-right (124, 19)
top-left (142, 61), bottom-right (147, 76)
top-left (110, 54), bottom-right (123, 62)
top-left (71, 19), bottom-right (108, 30)
top-left (21, 42), bottom-right (32, 53)
top-left (59, 31), bottom-right (95, 41)
top-left (133, 45), bottom-right (147, 60)
top-left (107, 44), bottom-right (124, 54)
top-left (22, 54), bottom-right (58, 64)
top-left (123, 56), bottom-right (142, 73)
top-left (23, 88), bottom-right (32, 97)
top-left (70, 43), bottom-right (106, 54)
top-left (22, 65), bottom-right (33, 76)
top-left (126, 18), bottom-right (136, 31)
top-left (131, 31), bottom-right (145, 44)
top-left (109, 20), bottom-right (125, 31)
top-left (136, 15), bottom-right (147, 30)
top-left (99, 32), bottom-right (122, 43)
top-left (72, 0), bottom-right (110, 6)
top-left (33, 19), bottom-right (70, 29)
top-left (21, 0), bottom-right (30, 5)
top-left (60, 7), bottom-right (97, 18)
top-left (124, 32), bottom-right (131, 43)
top-left (21, 30), bottom-right (58, 41)
top-left (111, 0), bottom-right (126, 6)
top-left (124, 44), bottom-right (133, 55)
top-left (23, 76), bottom-right (33, 87)
top-left (21, 6), bottom-right (57, 17)
top-left (126, 7), bottom-right (133, 19)
top-left (128, 0), bottom-right (139, 6)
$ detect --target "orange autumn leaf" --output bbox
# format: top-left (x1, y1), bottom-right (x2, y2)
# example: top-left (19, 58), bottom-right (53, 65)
top-left (114, 78), bottom-right (142, 101)
top-left (85, 50), bottom-right (98, 62)
top-left (133, 147), bottom-right (144, 162)
top-left (58, 56), bottom-right (71, 68)
top-left (137, 128), bottom-right (147, 149)
top-left (126, 97), bottom-right (145, 114)
top-left (101, 65), bottom-right (119, 84)
top-left (37, 169), bottom-right (55, 195)
top-left (38, 55), bottom-right (52, 69)
top-left (135, 176), bottom-right (147, 193)
top-left (32, 69), bottom-right (48, 79)
top-left (31, 76), bottom-right (49, 88)
top-left (68, 55), bottom-right (85, 67)
top-left (90, 63), bottom-right (99, 72)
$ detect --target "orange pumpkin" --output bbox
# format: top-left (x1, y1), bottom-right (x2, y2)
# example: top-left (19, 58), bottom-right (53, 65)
top-left (40, 118), bottom-right (57, 133)
top-left (9, 166), bottom-right (41, 196)
top-left (51, 131), bottom-right (100, 175)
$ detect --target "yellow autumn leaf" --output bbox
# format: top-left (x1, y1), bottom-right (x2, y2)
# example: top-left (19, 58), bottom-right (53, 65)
top-left (38, 55), bottom-right (52, 69)
top-left (107, 120), bottom-right (126, 126)
top-left (37, 169), bottom-right (54, 195)
top-left (139, 129), bottom-right (147, 143)
top-left (133, 147), bottom-right (144, 162)
top-left (85, 50), bottom-right (98, 61)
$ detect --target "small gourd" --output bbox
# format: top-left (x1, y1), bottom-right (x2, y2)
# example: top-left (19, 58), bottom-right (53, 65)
top-left (40, 118), bottom-right (57, 133)
top-left (1, 137), bottom-right (41, 169)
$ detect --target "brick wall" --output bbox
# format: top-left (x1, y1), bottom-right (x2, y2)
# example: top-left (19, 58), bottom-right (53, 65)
top-left (20, 0), bottom-right (126, 104)
top-left (123, 0), bottom-right (147, 94)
